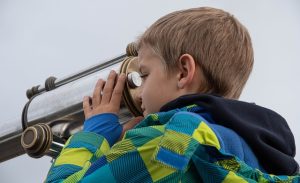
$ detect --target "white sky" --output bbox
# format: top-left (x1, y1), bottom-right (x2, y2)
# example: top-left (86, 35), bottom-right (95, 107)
top-left (0, 0), bottom-right (299, 182)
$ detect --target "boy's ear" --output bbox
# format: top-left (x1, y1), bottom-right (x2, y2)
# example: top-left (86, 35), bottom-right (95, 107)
top-left (177, 54), bottom-right (196, 89)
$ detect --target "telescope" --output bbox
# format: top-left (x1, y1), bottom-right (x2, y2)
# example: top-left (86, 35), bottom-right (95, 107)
top-left (0, 43), bottom-right (142, 162)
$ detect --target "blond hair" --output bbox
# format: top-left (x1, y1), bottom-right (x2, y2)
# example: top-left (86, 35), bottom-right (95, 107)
top-left (137, 7), bottom-right (254, 99)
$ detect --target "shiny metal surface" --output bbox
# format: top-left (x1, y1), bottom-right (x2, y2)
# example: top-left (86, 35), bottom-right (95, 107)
top-left (0, 48), bottom-right (141, 162)
top-left (26, 54), bottom-right (127, 98)
top-left (26, 61), bottom-right (122, 126)
top-left (0, 118), bottom-right (23, 141)
top-left (127, 71), bottom-right (142, 88)
top-left (0, 118), bottom-right (24, 163)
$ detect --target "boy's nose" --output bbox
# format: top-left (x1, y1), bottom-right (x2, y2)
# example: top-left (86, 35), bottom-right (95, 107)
top-left (136, 86), bottom-right (142, 103)
top-left (133, 86), bottom-right (143, 115)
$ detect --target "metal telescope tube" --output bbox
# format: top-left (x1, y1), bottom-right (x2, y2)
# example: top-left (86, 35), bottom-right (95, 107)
top-left (0, 43), bottom-right (142, 162)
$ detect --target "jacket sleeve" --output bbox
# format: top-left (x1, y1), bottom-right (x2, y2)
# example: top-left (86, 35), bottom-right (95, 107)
top-left (45, 113), bottom-right (120, 182)
top-left (45, 131), bottom-right (111, 182)
top-left (44, 114), bottom-right (188, 183)
top-left (44, 110), bottom-right (239, 183)
top-left (45, 112), bottom-right (175, 183)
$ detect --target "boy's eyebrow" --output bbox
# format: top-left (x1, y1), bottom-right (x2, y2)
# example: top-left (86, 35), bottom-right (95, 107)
top-left (138, 64), bottom-right (147, 72)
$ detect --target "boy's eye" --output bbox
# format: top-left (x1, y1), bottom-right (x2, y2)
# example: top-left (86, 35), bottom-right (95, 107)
top-left (140, 73), bottom-right (148, 80)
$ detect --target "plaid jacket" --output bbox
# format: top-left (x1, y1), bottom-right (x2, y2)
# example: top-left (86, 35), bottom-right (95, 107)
top-left (45, 105), bottom-right (300, 182)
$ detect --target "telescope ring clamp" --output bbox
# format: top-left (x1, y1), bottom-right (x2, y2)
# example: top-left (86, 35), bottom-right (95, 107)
top-left (26, 76), bottom-right (57, 99)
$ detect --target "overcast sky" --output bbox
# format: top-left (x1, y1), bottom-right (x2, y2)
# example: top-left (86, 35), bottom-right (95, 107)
top-left (0, 0), bottom-right (299, 182)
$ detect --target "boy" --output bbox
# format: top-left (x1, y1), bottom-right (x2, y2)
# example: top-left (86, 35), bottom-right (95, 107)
top-left (46, 7), bottom-right (299, 182)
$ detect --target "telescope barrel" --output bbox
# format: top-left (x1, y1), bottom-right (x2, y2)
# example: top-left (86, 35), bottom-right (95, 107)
top-left (24, 55), bottom-right (125, 128)
top-left (0, 44), bottom-right (141, 162)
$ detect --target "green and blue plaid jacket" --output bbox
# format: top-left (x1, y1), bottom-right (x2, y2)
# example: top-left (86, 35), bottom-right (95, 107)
top-left (46, 105), bottom-right (300, 182)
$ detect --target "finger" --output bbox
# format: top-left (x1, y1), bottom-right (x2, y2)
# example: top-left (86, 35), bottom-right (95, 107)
top-left (102, 70), bottom-right (117, 104)
top-left (83, 96), bottom-right (92, 119)
top-left (111, 73), bottom-right (126, 106)
top-left (119, 116), bottom-right (144, 140)
top-left (92, 79), bottom-right (105, 108)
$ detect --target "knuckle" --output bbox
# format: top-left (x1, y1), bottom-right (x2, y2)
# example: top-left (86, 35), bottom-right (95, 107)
top-left (113, 89), bottom-right (122, 95)
top-left (103, 86), bottom-right (113, 92)
top-left (102, 89), bottom-right (111, 95)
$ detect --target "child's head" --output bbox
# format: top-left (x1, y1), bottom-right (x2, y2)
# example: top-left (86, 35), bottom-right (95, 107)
top-left (136, 7), bottom-right (253, 116)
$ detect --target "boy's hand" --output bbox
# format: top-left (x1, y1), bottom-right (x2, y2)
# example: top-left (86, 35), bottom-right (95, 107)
top-left (83, 70), bottom-right (126, 119)
top-left (82, 70), bottom-right (143, 145)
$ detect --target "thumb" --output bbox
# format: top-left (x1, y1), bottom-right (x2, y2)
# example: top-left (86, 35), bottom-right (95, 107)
top-left (119, 116), bottom-right (144, 140)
